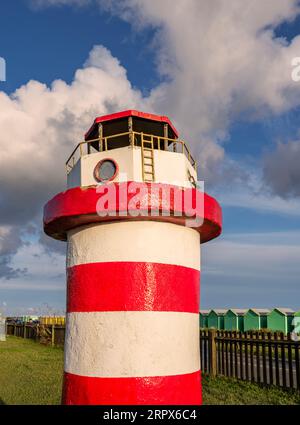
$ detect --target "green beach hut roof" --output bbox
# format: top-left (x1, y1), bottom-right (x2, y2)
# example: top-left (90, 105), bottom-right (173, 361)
top-left (228, 309), bottom-right (248, 316)
top-left (211, 309), bottom-right (227, 315)
top-left (247, 308), bottom-right (270, 315)
top-left (273, 308), bottom-right (294, 316)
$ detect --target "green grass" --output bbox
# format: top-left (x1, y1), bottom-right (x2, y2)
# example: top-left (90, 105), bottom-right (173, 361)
top-left (202, 374), bottom-right (300, 405)
top-left (0, 336), bottom-right (63, 405)
top-left (0, 336), bottom-right (299, 405)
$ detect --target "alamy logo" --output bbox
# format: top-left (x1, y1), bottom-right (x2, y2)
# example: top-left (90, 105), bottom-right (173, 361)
top-left (0, 57), bottom-right (6, 81)
top-left (95, 178), bottom-right (205, 228)
top-left (291, 57), bottom-right (300, 82)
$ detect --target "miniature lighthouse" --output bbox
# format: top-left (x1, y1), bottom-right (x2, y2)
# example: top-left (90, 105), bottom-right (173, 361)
top-left (43, 110), bottom-right (222, 405)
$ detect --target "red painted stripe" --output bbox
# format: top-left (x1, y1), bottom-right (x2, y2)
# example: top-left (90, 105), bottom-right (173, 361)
top-left (67, 262), bottom-right (200, 313)
top-left (62, 370), bottom-right (202, 405)
top-left (43, 182), bottom-right (222, 243)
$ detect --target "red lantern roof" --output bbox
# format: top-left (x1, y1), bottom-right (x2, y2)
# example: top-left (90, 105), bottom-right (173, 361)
top-left (84, 109), bottom-right (179, 140)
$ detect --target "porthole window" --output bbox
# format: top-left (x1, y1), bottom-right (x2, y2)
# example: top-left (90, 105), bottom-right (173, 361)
top-left (94, 158), bottom-right (118, 182)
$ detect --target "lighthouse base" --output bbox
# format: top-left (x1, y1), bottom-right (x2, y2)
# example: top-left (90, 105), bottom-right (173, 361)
top-left (63, 220), bottom-right (201, 405)
top-left (62, 370), bottom-right (201, 405)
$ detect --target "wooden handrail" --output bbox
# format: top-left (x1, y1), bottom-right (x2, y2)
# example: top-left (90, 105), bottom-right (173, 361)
top-left (66, 130), bottom-right (197, 174)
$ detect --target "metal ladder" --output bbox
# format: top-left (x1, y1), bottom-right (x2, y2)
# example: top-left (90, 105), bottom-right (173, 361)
top-left (141, 133), bottom-right (155, 182)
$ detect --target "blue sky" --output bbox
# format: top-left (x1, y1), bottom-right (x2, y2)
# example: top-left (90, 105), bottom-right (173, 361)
top-left (1, 0), bottom-right (300, 315)
top-left (0, 0), bottom-right (158, 94)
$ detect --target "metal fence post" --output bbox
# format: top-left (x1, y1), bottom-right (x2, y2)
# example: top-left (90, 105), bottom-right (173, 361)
top-left (208, 328), bottom-right (217, 377)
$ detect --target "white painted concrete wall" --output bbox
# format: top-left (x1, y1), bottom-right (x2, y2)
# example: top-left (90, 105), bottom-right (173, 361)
top-left (67, 146), bottom-right (198, 189)
top-left (67, 221), bottom-right (201, 270)
top-left (66, 221), bottom-right (200, 378)
top-left (65, 311), bottom-right (200, 377)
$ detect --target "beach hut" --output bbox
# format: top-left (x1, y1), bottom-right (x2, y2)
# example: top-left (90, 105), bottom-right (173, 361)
top-left (224, 309), bottom-right (247, 332)
top-left (292, 310), bottom-right (300, 334)
top-left (244, 308), bottom-right (270, 331)
top-left (207, 309), bottom-right (226, 329)
top-left (267, 308), bottom-right (295, 334)
top-left (199, 310), bottom-right (210, 328)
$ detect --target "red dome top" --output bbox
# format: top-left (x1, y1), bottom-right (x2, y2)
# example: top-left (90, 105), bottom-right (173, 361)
top-left (84, 110), bottom-right (179, 140)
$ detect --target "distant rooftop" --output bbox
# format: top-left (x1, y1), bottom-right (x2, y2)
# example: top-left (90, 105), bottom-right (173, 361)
top-left (229, 309), bottom-right (248, 315)
top-left (273, 308), bottom-right (295, 315)
top-left (211, 309), bottom-right (227, 315)
top-left (248, 308), bottom-right (270, 315)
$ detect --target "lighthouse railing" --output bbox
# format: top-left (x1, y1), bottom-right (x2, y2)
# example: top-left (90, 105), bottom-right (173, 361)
top-left (66, 130), bottom-right (197, 174)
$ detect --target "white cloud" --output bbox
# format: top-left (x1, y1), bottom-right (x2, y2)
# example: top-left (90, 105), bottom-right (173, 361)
top-left (0, 45), bottom-right (142, 225)
top-left (217, 187), bottom-right (300, 217)
top-left (0, 226), bottom-right (24, 279)
top-left (201, 231), bottom-right (300, 309)
top-left (31, 0), bottom-right (300, 184)
top-left (2, 0), bottom-right (300, 294)
top-left (0, 45), bottom-right (144, 276)
top-left (112, 0), bottom-right (300, 154)
top-left (263, 139), bottom-right (300, 198)
top-left (0, 226), bottom-right (21, 256)
top-left (0, 241), bottom-right (65, 291)
top-left (204, 232), bottom-right (300, 279)
top-left (211, 156), bottom-right (300, 216)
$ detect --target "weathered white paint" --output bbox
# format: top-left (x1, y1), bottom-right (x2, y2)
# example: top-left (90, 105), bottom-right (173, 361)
top-left (67, 221), bottom-right (200, 270)
top-left (67, 146), bottom-right (198, 189)
top-left (64, 311), bottom-right (200, 378)
top-left (153, 149), bottom-right (197, 188)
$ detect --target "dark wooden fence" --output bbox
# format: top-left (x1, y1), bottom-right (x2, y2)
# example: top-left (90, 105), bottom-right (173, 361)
top-left (6, 323), bottom-right (65, 347)
top-left (200, 329), bottom-right (300, 390)
top-left (6, 324), bottom-right (300, 390)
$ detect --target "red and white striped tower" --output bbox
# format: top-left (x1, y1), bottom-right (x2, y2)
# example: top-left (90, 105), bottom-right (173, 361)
top-left (44, 110), bottom-right (222, 405)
